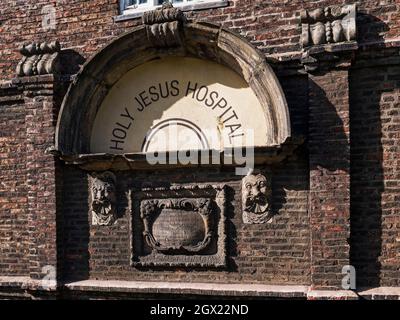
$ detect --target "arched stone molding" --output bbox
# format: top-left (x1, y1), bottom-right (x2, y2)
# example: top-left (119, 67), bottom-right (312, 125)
top-left (55, 6), bottom-right (294, 169)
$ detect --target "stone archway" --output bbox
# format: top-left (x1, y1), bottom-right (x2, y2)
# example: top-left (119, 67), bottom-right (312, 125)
top-left (55, 5), bottom-right (292, 168)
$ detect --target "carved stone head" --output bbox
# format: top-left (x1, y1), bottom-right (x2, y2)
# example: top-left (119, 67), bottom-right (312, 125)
top-left (242, 173), bottom-right (272, 224)
top-left (91, 171), bottom-right (116, 226)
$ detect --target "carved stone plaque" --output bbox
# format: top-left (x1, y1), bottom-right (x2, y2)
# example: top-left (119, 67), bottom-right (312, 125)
top-left (152, 208), bottom-right (206, 249)
top-left (131, 185), bottom-right (227, 268)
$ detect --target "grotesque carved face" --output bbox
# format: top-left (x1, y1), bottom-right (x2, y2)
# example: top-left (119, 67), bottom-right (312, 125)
top-left (242, 173), bottom-right (271, 216)
top-left (91, 172), bottom-right (116, 225)
top-left (93, 180), bottom-right (115, 205)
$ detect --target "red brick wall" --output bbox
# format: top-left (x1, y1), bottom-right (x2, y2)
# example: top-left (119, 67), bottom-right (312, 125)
top-left (61, 160), bottom-right (310, 284)
top-left (1, 0), bottom-right (400, 79)
top-left (0, 0), bottom-right (400, 290)
top-left (308, 69), bottom-right (351, 289)
top-left (0, 76), bottom-right (65, 280)
top-left (58, 70), bottom-right (310, 285)
top-left (0, 83), bottom-right (29, 276)
top-left (22, 76), bottom-right (60, 280)
top-left (350, 49), bottom-right (400, 288)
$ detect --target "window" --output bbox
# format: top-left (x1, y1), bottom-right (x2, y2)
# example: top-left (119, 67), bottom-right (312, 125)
top-left (117, 0), bottom-right (228, 21)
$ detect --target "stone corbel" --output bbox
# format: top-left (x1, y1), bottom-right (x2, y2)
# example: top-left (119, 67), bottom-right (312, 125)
top-left (300, 3), bottom-right (357, 73)
top-left (142, 2), bottom-right (186, 48)
top-left (16, 41), bottom-right (61, 77)
top-left (301, 4), bottom-right (357, 48)
top-left (300, 49), bottom-right (355, 74)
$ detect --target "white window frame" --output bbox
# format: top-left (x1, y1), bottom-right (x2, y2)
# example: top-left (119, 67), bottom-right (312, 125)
top-left (117, 0), bottom-right (229, 21)
top-left (125, 0), bottom-right (157, 12)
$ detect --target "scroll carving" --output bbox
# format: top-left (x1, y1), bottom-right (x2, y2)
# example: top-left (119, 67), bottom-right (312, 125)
top-left (142, 2), bottom-right (185, 47)
top-left (16, 41), bottom-right (61, 76)
top-left (90, 171), bottom-right (117, 226)
top-left (141, 198), bottom-right (214, 255)
top-left (301, 4), bottom-right (357, 48)
top-left (131, 184), bottom-right (227, 268)
top-left (242, 173), bottom-right (273, 224)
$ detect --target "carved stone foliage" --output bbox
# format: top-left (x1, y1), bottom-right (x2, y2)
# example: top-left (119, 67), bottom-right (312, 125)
top-left (142, 2), bottom-right (185, 48)
top-left (90, 171), bottom-right (117, 226)
top-left (16, 41), bottom-right (61, 77)
top-left (301, 4), bottom-right (357, 48)
top-left (131, 184), bottom-right (227, 268)
top-left (242, 173), bottom-right (273, 224)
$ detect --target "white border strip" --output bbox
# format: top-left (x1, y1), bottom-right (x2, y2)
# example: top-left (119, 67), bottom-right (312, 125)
top-left (115, 0), bottom-right (229, 22)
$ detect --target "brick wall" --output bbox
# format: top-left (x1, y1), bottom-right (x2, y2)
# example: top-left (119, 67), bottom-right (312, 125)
top-left (0, 75), bottom-right (66, 281)
top-left (21, 76), bottom-right (61, 280)
top-left (61, 159), bottom-right (310, 284)
top-left (59, 67), bottom-right (310, 285)
top-left (0, 0), bottom-right (400, 293)
top-left (308, 68), bottom-right (351, 289)
top-left (0, 83), bottom-right (29, 276)
top-left (1, 0), bottom-right (400, 80)
top-left (350, 50), bottom-right (400, 288)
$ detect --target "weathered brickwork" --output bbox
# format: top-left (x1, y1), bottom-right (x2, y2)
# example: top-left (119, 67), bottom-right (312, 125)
top-left (1, 1), bottom-right (400, 79)
top-left (59, 68), bottom-right (310, 285)
top-left (0, 83), bottom-right (28, 276)
top-left (0, 0), bottom-right (399, 299)
top-left (61, 158), bottom-right (310, 285)
top-left (21, 76), bottom-right (60, 280)
top-left (308, 68), bottom-right (351, 289)
top-left (350, 52), bottom-right (400, 288)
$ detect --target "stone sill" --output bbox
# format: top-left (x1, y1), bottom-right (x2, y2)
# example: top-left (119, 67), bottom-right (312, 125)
top-left (357, 287), bottom-right (400, 300)
top-left (0, 276), bottom-right (57, 291)
top-left (114, 0), bottom-right (229, 22)
top-left (55, 138), bottom-right (303, 171)
top-left (2, 277), bottom-right (400, 299)
top-left (65, 280), bottom-right (309, 298)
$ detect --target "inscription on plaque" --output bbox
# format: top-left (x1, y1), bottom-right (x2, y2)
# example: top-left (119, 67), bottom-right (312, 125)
top-left (91, 57), bottom-right (269, 154)
top-left (131, 185), bottom-right (228, 268)
top-left (140, 198), bottom-right (213, 255)
top-left (152, 209), bottom-right (205, 248)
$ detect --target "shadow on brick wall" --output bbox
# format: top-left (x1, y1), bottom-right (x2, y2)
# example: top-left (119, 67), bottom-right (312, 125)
top-left (349, 65), bottom-right (385, 289)
top-left (307, 77), bottom-right (350, 171)
top-left (61, 165), bottom-right (90, 282)
top-left (307, 74), bottom-right (351, 288)
top-left (349, 15), bottom-right (391, 289)
top-left (357, 11), bottom-right (390, 45)
top-left (59, 50), bottom-right (86, 76)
